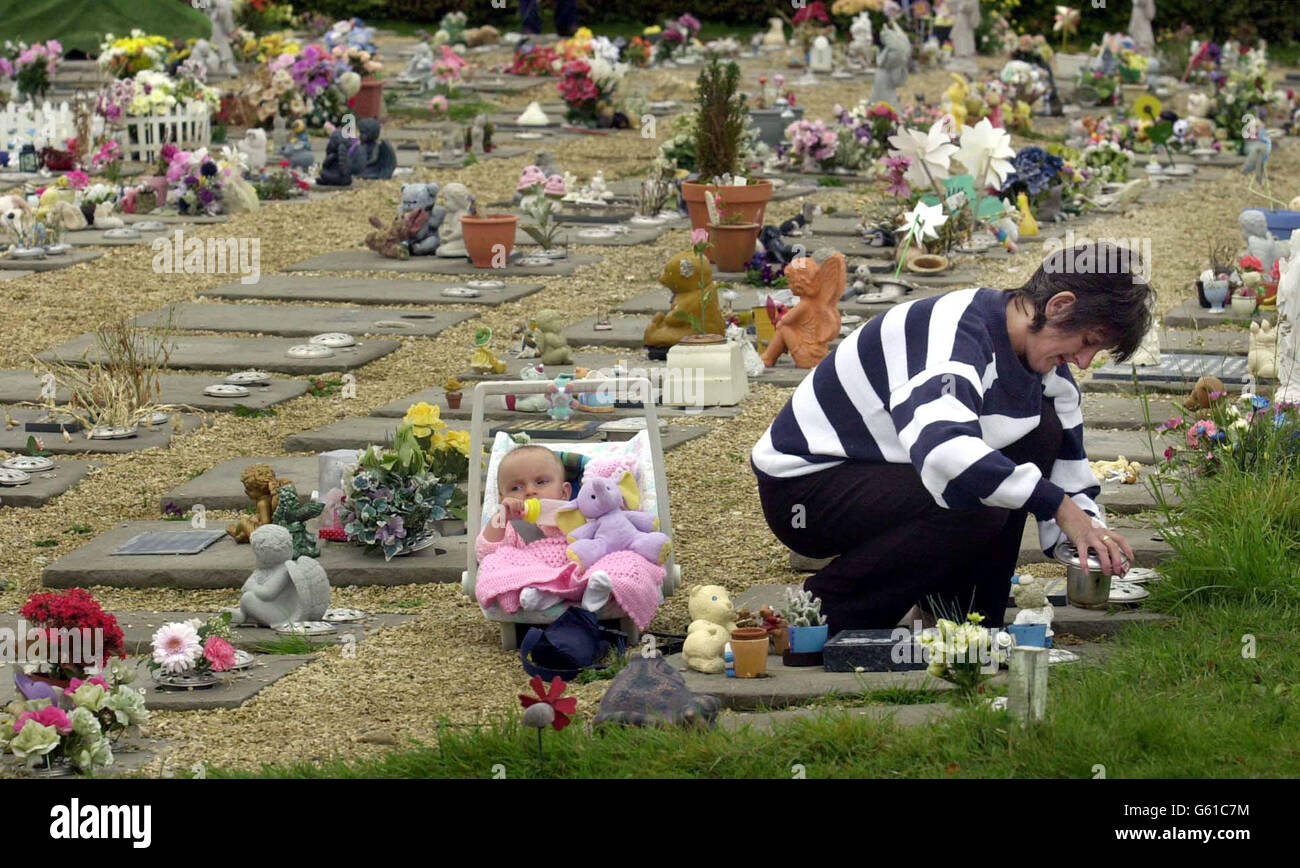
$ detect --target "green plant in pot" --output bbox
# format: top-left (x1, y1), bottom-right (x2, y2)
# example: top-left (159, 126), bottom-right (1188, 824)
top-left (682, 57), bottom-right (773, 239)
top-left (782, 586), bottom-right (829, 653)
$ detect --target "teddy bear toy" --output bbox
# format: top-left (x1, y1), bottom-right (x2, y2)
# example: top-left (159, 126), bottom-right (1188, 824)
top-left (1011, 574), bottom-right (1054, 641)
top-left (683, 585), bottom-right (738, 674)
top-left (398, 182), bottom-right (446, 257)
top-left (644, 248), bottom-right (726, 358)
top-left (366, 207), bottom-right (429, 260)
top-left (554, 469), bottom-right (671, 571)
top-left (1184, 375), bottom-right (1226, 410)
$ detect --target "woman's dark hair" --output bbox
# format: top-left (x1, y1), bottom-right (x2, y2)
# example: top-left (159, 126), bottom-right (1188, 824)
top-left (1007, 242), bottom-right (1154, 363)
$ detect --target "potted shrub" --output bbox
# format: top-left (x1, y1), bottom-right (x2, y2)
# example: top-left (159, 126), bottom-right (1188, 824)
top-left (682, 57), bottom-right (773, 236)
top-left (783, 587), bottom-right (829, 653)
top-left (460, 196), bottom-right (520, 268)
top-left (444, 376), bottom-right (464, 409)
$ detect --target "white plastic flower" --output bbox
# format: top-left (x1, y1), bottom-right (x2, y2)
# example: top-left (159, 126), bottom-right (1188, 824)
top-left (888, 118), bottom-right (958, 189)
top-left (151, 622), bottom-right (202, 674)
top-left (955, 118), bottom-right (1017, 188)
top-left (898, 201), bottom-right (948, 245)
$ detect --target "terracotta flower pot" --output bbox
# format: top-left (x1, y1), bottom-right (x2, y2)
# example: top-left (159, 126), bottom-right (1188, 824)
top-left (730, 627), bottom-right (769, 678)
top-left (708, 222), bottom-right (760, 273)
top-left (682, 181), bottom-right (773, 235)
top-left (446, 391), bottom-right (463, 409)
top-left (907, 253), bottom-right (950, 274)
top-left (767, 624), bottom-right (790, 655)
top-left (461, 213), bottom-right (520, 268)
top-left (352, 76), bottom-right (384, 119)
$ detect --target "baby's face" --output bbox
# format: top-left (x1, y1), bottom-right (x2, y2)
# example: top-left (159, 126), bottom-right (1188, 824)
top-left (498, 451), bottom-right (571, 501)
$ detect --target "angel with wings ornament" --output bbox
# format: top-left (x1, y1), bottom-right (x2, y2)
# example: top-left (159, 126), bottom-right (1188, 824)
top-left (760, 253), bottom-right (847, 369)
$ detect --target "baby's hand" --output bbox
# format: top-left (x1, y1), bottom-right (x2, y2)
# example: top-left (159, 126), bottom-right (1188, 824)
top-left (499, 497), bottom-right (527, 522)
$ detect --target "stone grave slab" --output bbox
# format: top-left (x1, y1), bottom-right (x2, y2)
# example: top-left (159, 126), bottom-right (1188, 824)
top-left (795, 234), bottom-right (893, 258)
top-left (370, 386), bottom-right (743, 421)
top-left (0, 459), bottom-right (96, 508)
top-left (807, 216), bottom-right (867, 237)
top-left (63, 227), bottom-right (170, 247)
top-left (284, 416), bottom-right (469, 452)
top-left (739, 582), bottom-right (1169, 642)
top-left (159, 456), bottom-right (321, 512)
top-left (0, 408), bottom-right (202, 455)
top-left (789, 524), bottom-right (1172, 573)
top-left (1160, 327), bottom-right (1250, 356)
top-left (94, 610), bottom-right (416, 655)
top-left (201, 275), bottom-right (545, 307)
top-left (718, 702), bottom-right (955, 732)
top-left (1081, 393), bottom-right (1184, 430)
top-left (0, 249), bottom-right (102, 272)
top-left (0, 370), bottom-right (307, 413)
top-left (859, 263), bottom-right (981, 288)
top-left (1087, 352), bottom-right (1254, 391)
top-left (42, 521), bottom-right (469, 588)
top-left (38, 334), bottom-right (400, 375)
top-left (1164, 299), bottom-right (1275, 329)
top-left (663, 650), bottom-right (953, 711)
top-left (134, 655), bottom-right (314, 711)
top-left (1096, 474), bottom-right (1172, 514)
top-left (461, 73), bottom-right (548, 93)
top-left (517, 225), bottom-right (667, 247)
top-left (1083, 428), bottom-right (1166, 463)
top-left (132, 301), bottom-right (479, 339)
top-left (121, 212), bottom-right (228, 225)
top-left (286, 249), bottom-right (602, 277)
top-left (562, 315), bottom-right (653, 349)
top-left (0, 269), bottom-right (33, 281)
top-left (457, 350), bottom-right (633, 382)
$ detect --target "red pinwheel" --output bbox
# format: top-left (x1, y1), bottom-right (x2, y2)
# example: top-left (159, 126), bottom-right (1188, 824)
top-left (518, 675), bottom-right (577, 731)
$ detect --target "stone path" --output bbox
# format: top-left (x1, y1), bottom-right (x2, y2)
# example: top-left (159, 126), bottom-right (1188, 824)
top-left (159, 456), bottom-right (323, 511)
top-left (201, 275), bottom-right (546, 307)
top-left (132, 301), bottom-right (479, 339)
top-left (369, 386), bottom-right (743, 421)
top-left (0, 408), bottom-right (203, 455)
top-left (0, 370), bottom-right (308, 413)
top-left (286, 249), bottom-right (603, 277)
top-left (0, 249), bottom-right (102, 272)
top-left (42, 521), bottom-right (469, 588)
top-left (38, 334), bottom-right (401, 375)
top-left (64, 227), bottom-right (170, 247)
top-left (1088, 352), bottom-right (1256, 392)
top-left (0, 460), bottom-right (96, 508)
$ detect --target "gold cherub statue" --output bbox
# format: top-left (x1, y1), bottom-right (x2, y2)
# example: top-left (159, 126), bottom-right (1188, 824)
top-left (227, 463), bottom-right (290, 543)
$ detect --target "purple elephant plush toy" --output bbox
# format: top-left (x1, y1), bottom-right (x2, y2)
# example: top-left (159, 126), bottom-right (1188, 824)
top-left (556, 471), bottom-right (672, 571)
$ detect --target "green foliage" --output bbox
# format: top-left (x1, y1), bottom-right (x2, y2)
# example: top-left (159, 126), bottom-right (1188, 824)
top-left (33, 539), bottom-right (58, 548)
top-left (307, 378), bottom-right (343, 398)
top-left (246, 635), bottom-right (319, 655)
top-left (693, 57), bottom-right (746, 182)
top-left (817, 176), bottom-right (846, 187)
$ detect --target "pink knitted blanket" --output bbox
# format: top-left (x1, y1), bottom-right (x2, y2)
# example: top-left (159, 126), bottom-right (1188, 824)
top-left (475, 523), bottom-right (665, 629)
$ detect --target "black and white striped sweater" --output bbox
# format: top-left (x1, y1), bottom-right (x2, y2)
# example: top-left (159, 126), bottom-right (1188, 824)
top-left (751, 288), bottom-right (1102, 553)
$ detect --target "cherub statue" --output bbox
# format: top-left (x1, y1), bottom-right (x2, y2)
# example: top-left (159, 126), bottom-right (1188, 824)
top-left (531, 308), bottom-right (573, 365)
top-left (1128, 0), bottom-right (1156, 54)
top-left (205, 0), bottom-right (240, 76)
top-left (849, 13), bottom-right (875, 67)
top-left (435, 182), bottom-right (472, 258)
top-left (230, 524), bottom-right (330, 627)
top-left (227, 463), bottom-right (288, 543)
top-left (399, 42), bottom-right (435, 85)
top-left (644, 249), bottom-right (726, 355)
top-left (760, 253), bottom-right (846, 369)
top-left (271, 482), bottom-right (325, 559)
top-left (238, 128), bottom-right (268, 174)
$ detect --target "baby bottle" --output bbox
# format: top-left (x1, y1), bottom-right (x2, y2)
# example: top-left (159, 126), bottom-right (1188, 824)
top-left (724, 642), bottom-right (736, 678)
top-left (521, 497), bottom-right (568, 526)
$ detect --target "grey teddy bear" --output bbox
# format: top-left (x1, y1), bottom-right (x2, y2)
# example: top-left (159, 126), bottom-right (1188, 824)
top-left (400, 182), bottom-right (446, 257)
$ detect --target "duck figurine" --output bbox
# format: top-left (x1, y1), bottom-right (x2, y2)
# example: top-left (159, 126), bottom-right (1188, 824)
top-left (1016, 191), bottom-right (1039, 237)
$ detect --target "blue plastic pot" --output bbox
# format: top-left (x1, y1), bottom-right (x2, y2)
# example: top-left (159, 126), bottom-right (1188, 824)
top-left (1007, 623), bottom-right (1048, 648)
top-left (789, 624), bottom-right (829, 653)
top-left (1262, 210), bottom-right (1300, 241)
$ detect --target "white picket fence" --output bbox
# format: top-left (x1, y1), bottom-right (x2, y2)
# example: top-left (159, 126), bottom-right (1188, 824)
top-left (116, 101), bottom-right (212, 165)
top-left (0, 99), bottom-right (89, 151)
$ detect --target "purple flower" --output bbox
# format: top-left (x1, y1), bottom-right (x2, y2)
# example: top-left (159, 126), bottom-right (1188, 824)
top-left (197, 186), bottom-right (215, 205)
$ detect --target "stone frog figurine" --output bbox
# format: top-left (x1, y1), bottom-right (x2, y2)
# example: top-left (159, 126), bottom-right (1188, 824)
top-left (644, 249), bottom-right (727, 356)
top-left (399, 182), bottom-right (446, 257)
top-left (230, 524), bottom-right (331, 627)
top-left (271, 482), bottom-right (325, 559)
top-left (357, 118), bottom-right (398, 180)
top-left (682, 585), bottom-right (738, 674)
top-left (761, 253), bottom-right (846, 369)
top-left (532, 308), bottom-right (573, 365)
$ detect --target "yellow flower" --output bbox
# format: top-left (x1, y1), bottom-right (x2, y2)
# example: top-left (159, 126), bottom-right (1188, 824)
top-left (442, 429), bottom-right (472, 457)
top-left (403, 401), bottom-right (445, 438)
top-left (644, 25), bottom-right (662, 36)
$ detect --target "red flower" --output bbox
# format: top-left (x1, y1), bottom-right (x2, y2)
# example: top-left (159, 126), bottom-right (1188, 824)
top-left (518, 675), bottom-right (577, 731)
top-left (1237, 255), bottom-right (1264, 273)
top-left (20, 589), bottom-right (125, 666)
top-left (279, 160), bottom-right (290, 168)
top-left (793, 1), bottom-right (830, 24)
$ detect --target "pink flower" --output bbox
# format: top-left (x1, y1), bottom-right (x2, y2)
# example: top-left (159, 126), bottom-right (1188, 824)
top-left (64, 676), bottom-right (109, 695)
top-left (691, 228), bottom-right (710, 246)
top-left (1164, 446), bottom-right (1175, 463)
top-left (65, 170), bottom-right (89, 190)
top-left (203, 636), bottom-right (236, 672)
top-left (16, 705), bottom-right (72, 735)
top-left (428, 94), bottom-right (448, 114)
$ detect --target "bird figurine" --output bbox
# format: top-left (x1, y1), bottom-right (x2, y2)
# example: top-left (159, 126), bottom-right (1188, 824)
top-left (1242, 125), bottom-right (1280, 206)
top-left (1016, 192), bottom-right (1039, 237)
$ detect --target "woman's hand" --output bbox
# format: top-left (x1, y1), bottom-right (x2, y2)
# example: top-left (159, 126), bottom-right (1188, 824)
top-left (1055, 497), bottom-right (1134, 579)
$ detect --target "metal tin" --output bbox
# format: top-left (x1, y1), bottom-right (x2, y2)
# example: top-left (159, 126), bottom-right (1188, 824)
top-left (1053, 541), bottom-right (1119, 609)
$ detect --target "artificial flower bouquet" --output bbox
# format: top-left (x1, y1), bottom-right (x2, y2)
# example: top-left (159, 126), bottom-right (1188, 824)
top-left (341, 419), bottom-right (461, 560)
top-left (657, 14), bottom-right (702, 62)
top-left (792, 1), bottom-right (833, 56)
top-left (98, 31), bottom-right (172, 79)
top-left (253, 161), bottom-right (312, 200)
top-left (558, 56), bottom-right (624, 127)
top-left (784, 118), bottom-right (839, 172)
top-left (916, 612), bottom-right (1009, 699)
top-left (149, 614), bottom-right (236, 677)
top-left (3, 659), bottom-right (147, 775)
top-left (88, 140), bottom-right (124, 183)
top-left (236, 31), bottom-right (302, 64)
top-left (163, 145), bottom-right (226, 215)
top-left (1080, 138), bottom-right (1132, 183)
top-left (18, 589), bottom-right (126, 684)
top-left (235, 0), bottom-right (297, 35)
top-left (2, 39), bottom-right (62, 101)
top-left (507, 44), bottom-right (561, 77)
top-left (1157, 394), bottom-right (1300, 476)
